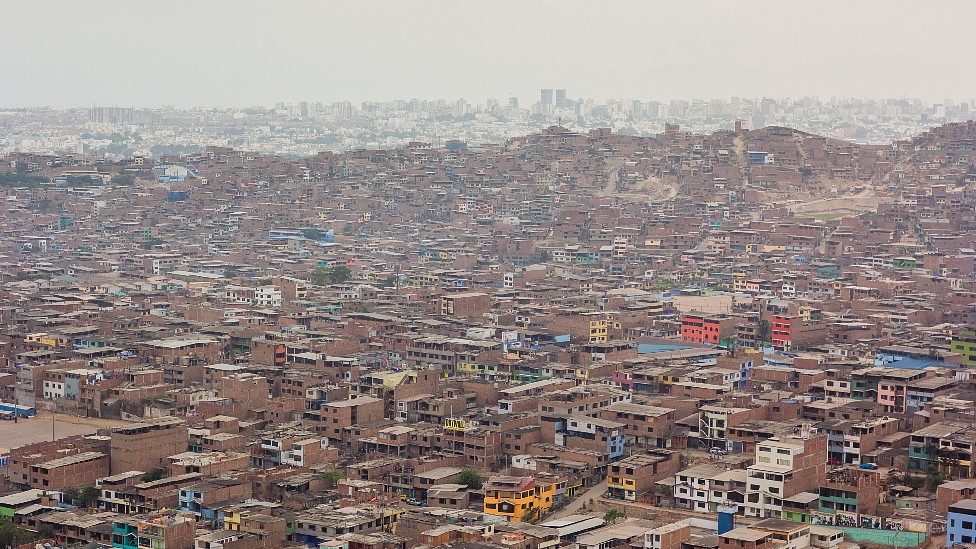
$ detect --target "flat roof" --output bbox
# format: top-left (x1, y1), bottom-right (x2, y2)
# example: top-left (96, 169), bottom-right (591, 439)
top-left (604, 402), bottom-right (674, 416)
top-left (37, 451), bottom-right (105, 469)
top-left (0, 489), bottom-right (47, 506)
top-left (414, 467), bottom-right (464, 479)
top-left (326, 396), bottom-right (381, 408)
top-left (721, 527), bottom-right (771, 542)
top-left (145, 337), bottom-right (217, 348)
top-left (615, 452), bottom-right (675, 467)
top-left (950, 499), bottom-right (976, 511)
top-left (753, 518), bottom-right (810, 532)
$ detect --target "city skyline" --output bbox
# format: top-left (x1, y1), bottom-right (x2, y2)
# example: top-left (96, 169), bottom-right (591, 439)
top-left (7, 92), bottom-right (975, 111)
top-left (4, 94), bottom-right (971, 160)
top-left (3, 0), bottom-right (976, 108)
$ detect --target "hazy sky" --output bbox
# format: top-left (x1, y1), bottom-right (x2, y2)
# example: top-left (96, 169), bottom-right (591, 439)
top-left (3, 0), bottom-right (974, 108)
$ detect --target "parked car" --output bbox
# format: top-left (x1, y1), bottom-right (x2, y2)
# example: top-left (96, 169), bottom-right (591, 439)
top-left (827, 459), bottom-right (841, 466)
top-left (859, 463), bottom-right (879, 470)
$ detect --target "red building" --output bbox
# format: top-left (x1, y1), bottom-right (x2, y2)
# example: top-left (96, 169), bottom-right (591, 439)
top-left (681, 312), bottom-right (735, 345)
top-left (770, 314), bottom-right (827, 351)
top-left (770, 314), bottom-right (793, 349)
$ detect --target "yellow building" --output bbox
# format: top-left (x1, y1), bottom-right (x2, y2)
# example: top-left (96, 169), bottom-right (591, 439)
top-left (588, 319), bottom-right (614, 343)
top-left (659, 373), bottom-right (684, 386)
top-left (732, 272), bottom-right (748, 292)
top-left (25, 333), bottom-right (68, 349)
top-left (483, 476), bottom-right (556, 522)
top-left (644, 299), bottom-right (665, 316)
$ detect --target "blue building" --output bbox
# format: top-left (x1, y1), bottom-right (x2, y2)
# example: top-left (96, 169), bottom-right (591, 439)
top-left (566, 416), bottom-right (627, 459)
top-left (746, 151), bottom-right (772, 164)
top-left (874, 345), bottom-right (952, 369)
top-left (268, 228), bottom-right (305, 240)
top-left (0, 402), bottom-right (35, 418)
top-left (178, 480), bottom-right (246, 523)
top-left (948, 499), bottom-right (976, 546)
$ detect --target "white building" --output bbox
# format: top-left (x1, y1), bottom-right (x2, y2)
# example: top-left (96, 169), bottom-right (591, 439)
top-left (674, 463), bottom-right (730, 512)
top-left (744, 436), bottom-right (820, 519)
top-left (254, 286), bottom-right (282, 308)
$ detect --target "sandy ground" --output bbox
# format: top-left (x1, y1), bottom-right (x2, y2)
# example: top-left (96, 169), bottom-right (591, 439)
top-left (787, 194), bottom-right (881, 215)
top-left (0, 412), bottom-right (130, 453)
top-left (600, 158), bottom-right (678, 202)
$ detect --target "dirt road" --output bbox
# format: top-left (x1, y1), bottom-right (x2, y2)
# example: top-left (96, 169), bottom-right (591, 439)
top-left (550, 480), bottom-right (609, 519)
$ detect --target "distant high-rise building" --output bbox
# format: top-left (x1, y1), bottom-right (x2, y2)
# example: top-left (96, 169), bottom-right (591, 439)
top-left (509, 96), bottom-right (519, 109)
top-left (555, 89), bottom-right (567, 108)
top-left (88, 107), bottom-right (133, 125)
top-left (540, 89), bottom-right (554, 106)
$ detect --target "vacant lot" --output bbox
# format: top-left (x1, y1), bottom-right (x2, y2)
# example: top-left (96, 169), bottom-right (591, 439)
top-left (787, 193), bottom-right (880, 217)
top-left (0, 413), bottom-right (129, 453)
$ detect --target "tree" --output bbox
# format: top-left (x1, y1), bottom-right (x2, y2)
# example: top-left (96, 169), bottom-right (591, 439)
top-left (80, 484), bottom-right (101, 507)
top-left (756, 319), bottom-right (771, 346)
top-left (720, 336), bottom-right (739, 357)
top-left (648, 277), bottom-right (673, 293)
top-left (457, 468), bottom-right (483, 490)
top-left (925, 468), bottom-right (945, 492)
top-left (36, 523), bottom-right (55, 541)
top-left (142, 468), bottom-right (165, 482)
top-left (302, 227), bottom-right (325, 240)
top-left (111, 173), bottom-right (136, 186)
top-left (310, 265), bottom-right (351, 286)
top-left (0, 521), bottom-right (36, 547)
top-left (658, 483), bottom-right (673, 507)
top-left (904, 475), bottom-right (924, 490)
top-left (63, 486), bottom-right (80, 505)
top-left (310, 266), bottom-right (328, 285)
top-left (258, 278), bottom-right (273, 286)
top-left (0, 173), bottom-right (48, 187)
top-left (342, 224), bottom-right (356, 236)
top-left (524, 506), bottom-right (540, 523)
top-left (66, 175), bottom-right (97, 186)
top-left (604, 509), bottom-right (626, 524)
top-left (321, 469), bottom-right (344, 488)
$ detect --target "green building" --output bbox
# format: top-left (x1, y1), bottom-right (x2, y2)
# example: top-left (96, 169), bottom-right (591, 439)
top-left (951, 328), bottom-right (976, 366)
